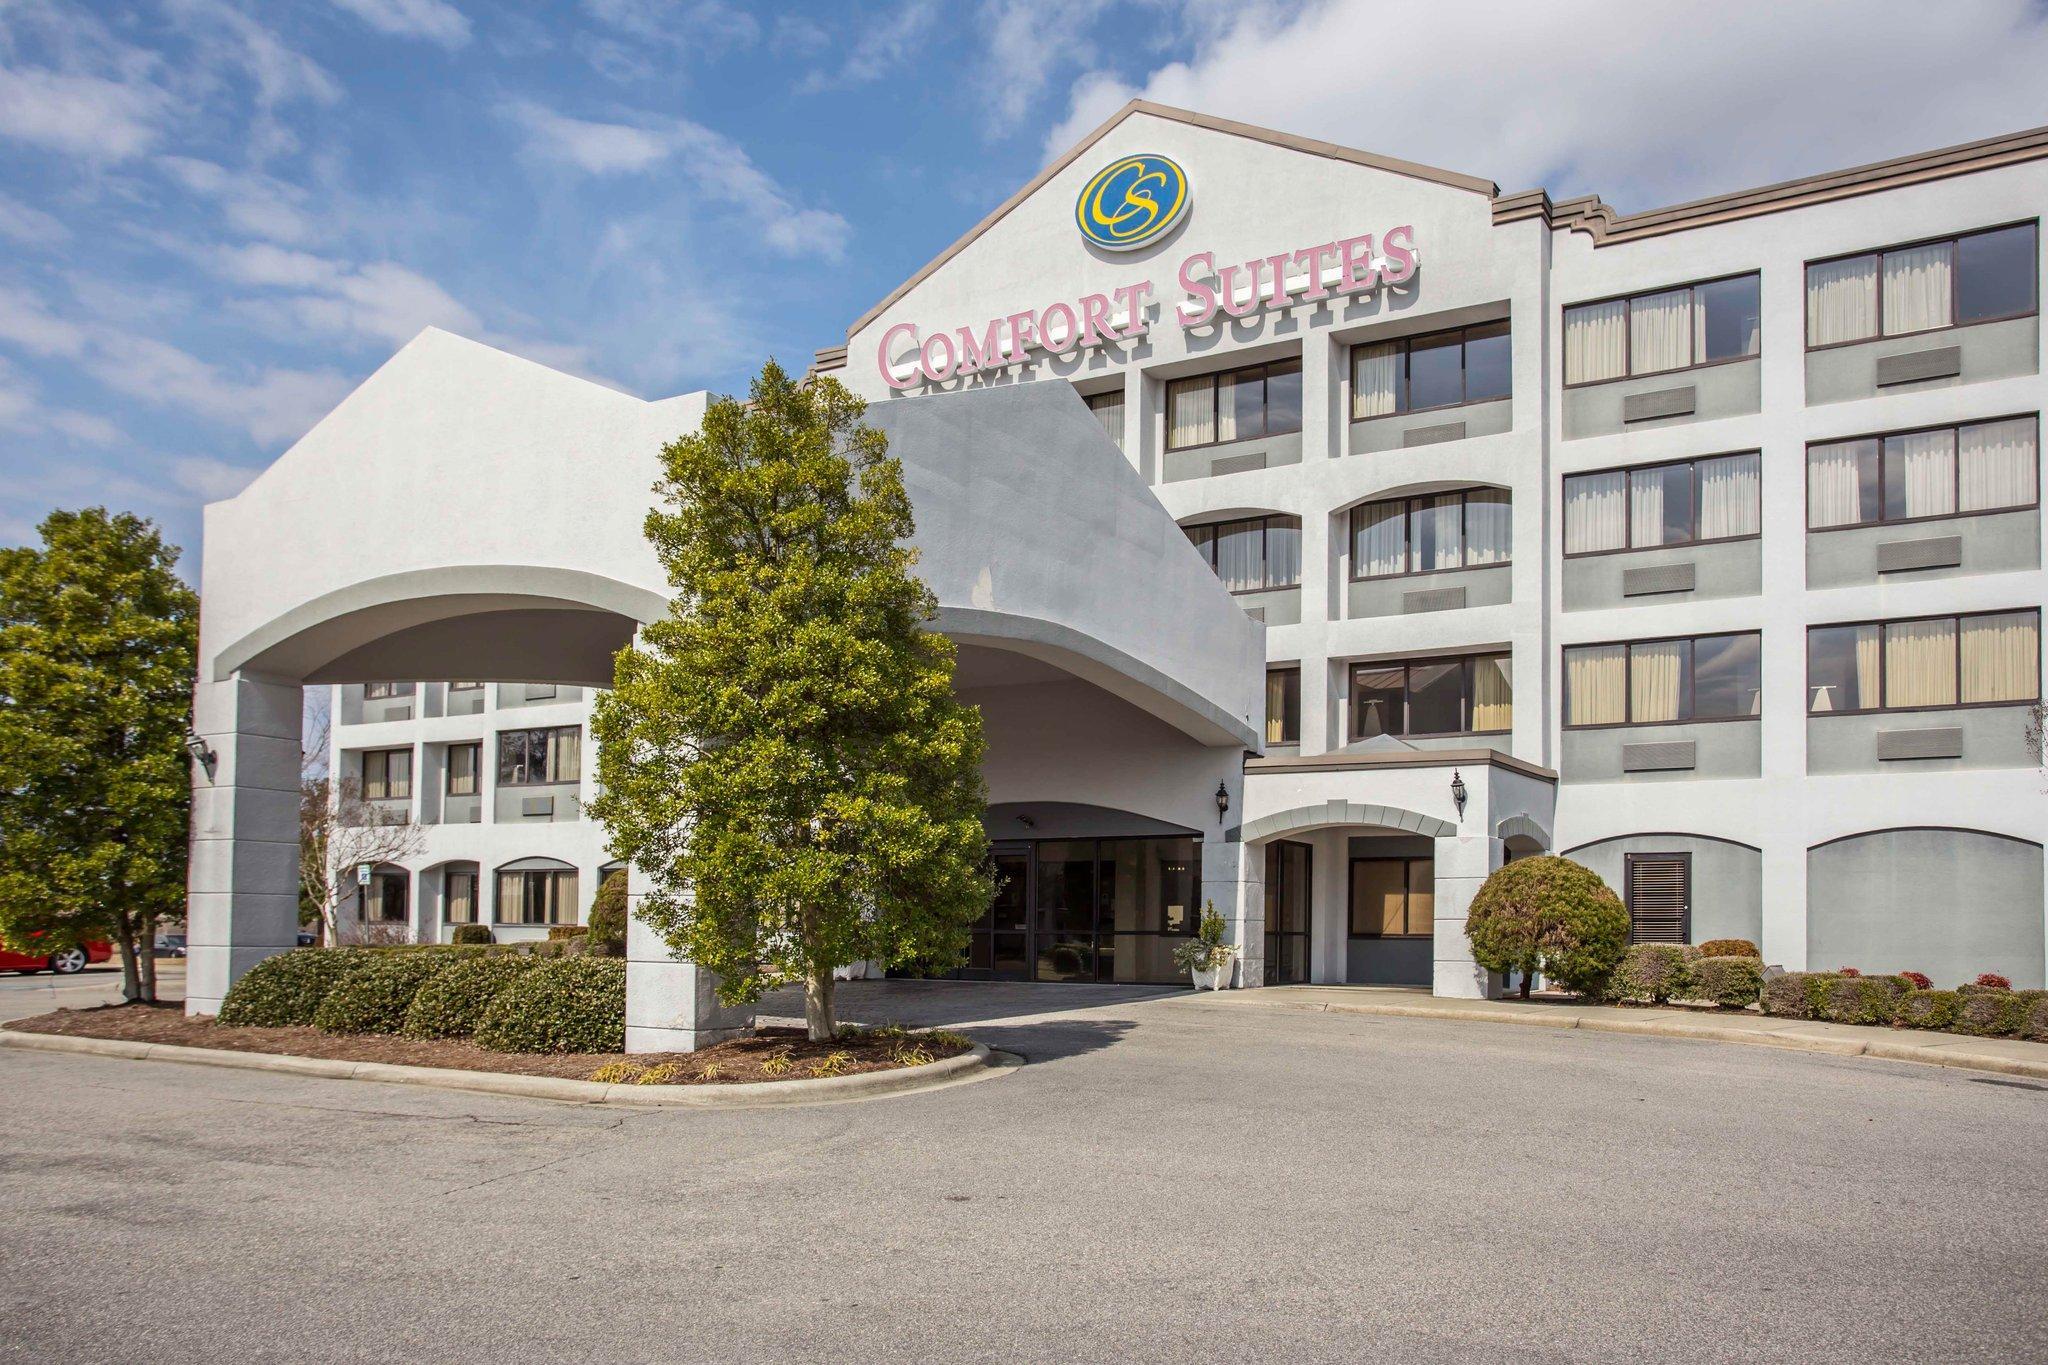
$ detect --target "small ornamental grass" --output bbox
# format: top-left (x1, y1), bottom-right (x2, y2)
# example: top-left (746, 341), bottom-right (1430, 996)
top-left (313, 952), bottom-right (470, 1035)
top-left (474, 957), bottom-right (626, 1054)
top-left (402, 954), bottom-right (541, 1040)
top-left (217, 948), bottom-right (367, 1028)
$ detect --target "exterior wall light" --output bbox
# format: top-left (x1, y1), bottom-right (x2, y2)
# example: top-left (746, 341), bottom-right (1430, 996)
top-left (183, 730), bottom-right (217, 778)
top-left (1215, 780), bottom-right (1230, 824)
top-left (1450, 769), bottom-right (1468, 820)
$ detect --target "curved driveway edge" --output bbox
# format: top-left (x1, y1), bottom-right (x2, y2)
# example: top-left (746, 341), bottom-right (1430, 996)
top-left (0, 1029), bottom-right (1001, 1107)
top-left (1216, 989), bottom-right (2048, 1081)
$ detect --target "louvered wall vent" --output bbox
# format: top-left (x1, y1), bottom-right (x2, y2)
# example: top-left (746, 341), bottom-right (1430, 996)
top-left (1625, 853), bottom-right (1691, 944)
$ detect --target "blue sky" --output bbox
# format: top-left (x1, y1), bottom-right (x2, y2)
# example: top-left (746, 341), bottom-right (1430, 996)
top-left (5, 0), bottom-right (2048, 571)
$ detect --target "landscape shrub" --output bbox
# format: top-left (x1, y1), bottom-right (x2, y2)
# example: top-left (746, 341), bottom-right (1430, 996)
top-left (1951, 989), bottom-right (2027, 1038)
top-left (1973, 973), bottom-right (2013, 991)
top-left (1607, 944), bottom-right (1693, 1004)
top-left (1760, 971), bottom-right (1839, 1020)
top-left (402, 954), bottom-right (542, 1040)
top-left (546, 924), bottom-right (588, 942)
top-left (1464, 856), bottom-right (1628, 997)
top-left (1689, 956), bottom-right (1764, 1009)
top-left (1898, 970), bottom-right (1932, 990)
top-left (313, 952), bottom-right (465, 1035)
top-left (1816, 974), bottom-right (1906, 1026)
top-left (586, 871), bottom-right (628, 957)
top-left (1896, 989), bottom-right (1961, 1030)
top-left (2020, 994), bottom-right (2048, 1044)
top-left (450, 925), bottom-right (494, 946)
top-left (474, 957), bottom-right (626, 1053)
top-left (217, 948), bottom-right (365, 1028)
top-left (1694, 939), bottom-right (1759, 959)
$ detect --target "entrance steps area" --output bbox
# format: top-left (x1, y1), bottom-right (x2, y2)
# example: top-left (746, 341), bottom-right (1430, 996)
top-left (1209, 985), bottom-right (2048, 1081)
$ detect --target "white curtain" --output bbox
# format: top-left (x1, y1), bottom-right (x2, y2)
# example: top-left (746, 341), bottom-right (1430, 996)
top-left (1215, 371), bottom-right (1243, 443)
top-left (1264, 518), bottom-right (1302, 587)
top-left (1353, 342), bottom-right (1400, 419)
top-left (1807, 439), bottom-right (1873, 529)
top-left (1629, 640), bottom-right (1686, 723)
top-left (1886, 428), bottom-right (1956, 519)
top-left (1472, 655), bottom-right (1513, 732)
top-left (1806, 255), bottom-right (1878, 345)
top-left (1959, 416), bottom-right (2038, 513)
top-left (1629, 468), bottom-right (1670, 548)
top-left (1565, 646), bottom-right (1627, 726)
top-left (1885, 618), bottom-right (1958, 708)
top-left (547, 728), bottom-right (580, 783)
top-left (1882, 242), bottom-right (1954, 335)
top-left (1355, 502), bottom-right (1405, 576)
top-left (1214, 520), bottom-right (1261, 592)
top-left (1088, 393), bottom-right (1125, 449)
top-left (1699, 453), bottom-right (1761, 539)
top-left (1960, 612), bottom-right (2040, 704)
top-left (1413, 495), bottom-right (1462, 571)
top-left (1564, 300), bottom-right (1627, 383)
top-left (1464, 489), bottom-right (1511, 565)
top-left (1168, 378), bottom-right (1213, 448)
top-left (1628, 288), bottom-right (1692, 374)
top-left (1564, 471), bottom-right (1627, 553)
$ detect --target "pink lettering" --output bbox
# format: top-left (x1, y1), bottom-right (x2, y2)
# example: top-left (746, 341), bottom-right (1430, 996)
top-left (1039, 301), bottom-right (1080, 353)
top-left (1264, 253), bottom-right (1291, 309)
top-left (1336, 233), bottom-right (1379, 295)
top-left (878, 321), bottom-right (920, 390)
top-left (1176, 252), bottom-right (1217, 327)
top-left (1079, 293), bottom-right (1114, 346)
top-left (919, 329), bottom-right (958, 382)
top-left (1113, 281), bottom-right (1154, 340)
top-left (1218, 260), bottom-right (1262, 319)
top-left (1291, 242), bottom-right (1338, 300)
top-left (1005, 309), bottom-right (1037, 358)
top-left (1380, 224), bottom-right (1418, 284)
top-left (955, 318), bottom-right (1008, 374)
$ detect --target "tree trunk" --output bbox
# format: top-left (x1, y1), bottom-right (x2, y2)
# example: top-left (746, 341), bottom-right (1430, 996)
top-left (116, 929), bottom-right (141, 1004)
top-left (138, 926), bottom-right (158, 1004)
top-left (805, 967), bottom-right (836, 1042)
top-left (1518, 971), bottom-right (1532, 1000)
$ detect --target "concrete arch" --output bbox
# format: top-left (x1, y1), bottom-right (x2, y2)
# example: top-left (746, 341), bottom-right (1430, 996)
top-left (1563, 831), bottom-right (1764, 948)
top-left (1332, 479), bottom-right (1511, 519)
top-left (1494, 813), bottom-right (1550, 848)
top-left (214, 565), bottom-right (668, 687)
top-left (1178, 507), bottom-right (1298, 529)
top-left (1240, 800), bottom-right (1456, 845)
top-left (1807, 827), bottom-right (2044, 987)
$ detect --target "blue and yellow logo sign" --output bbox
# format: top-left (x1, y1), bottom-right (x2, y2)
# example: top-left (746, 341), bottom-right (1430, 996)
top-left (1075, 153), bottom-right (1190, 252)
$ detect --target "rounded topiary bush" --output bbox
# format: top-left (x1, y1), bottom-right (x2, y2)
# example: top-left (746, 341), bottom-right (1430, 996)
top-left (1465, 856), bottom-right (1627, 998)
top-left (1951, 989), bottom-right (2026, 1038)
top-left (1607, 943), bottom-right (1694, 1004)
top-left (586, 870), bottom-right (627, 958)
top-left (402, 954), bottom-right (542, 1040)
top-left (1897, 989), bottom-right (1961, 1030)
top-left (218, 948), bottom-right (365, 1028)
top-left (473, 957), bottom-right (626, 1053)
top-left (312, 951), bottom-right (467, 1035)
top-left (1817, 974), bottom-right (1906, 1026)
top-left (1761, 971), bottom-right (1837, 1020)
top-left (1690, 955), bottom-right (1764, 1009)
top-left (1695, 939), bottom-right (1760, 960)
top-left (450, 924), bottom-right (494, 946)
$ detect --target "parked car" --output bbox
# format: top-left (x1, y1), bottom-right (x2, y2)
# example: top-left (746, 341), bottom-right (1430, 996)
top-left (155, 933), bottom-right (187, 957)
top-left (297, 932), bottom-right (318, 947)
top-left (0, 936), bottom-right (113, 975)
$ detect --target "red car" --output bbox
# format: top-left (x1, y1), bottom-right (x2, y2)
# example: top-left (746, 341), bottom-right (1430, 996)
top-left (0, 937), bottom-right (113, 975)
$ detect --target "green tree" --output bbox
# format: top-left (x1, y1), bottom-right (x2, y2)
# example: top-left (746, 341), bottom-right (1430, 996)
top-left (590, 361), bottom-right (992, 1040)
top-left (0, 508), bottom-right (199, 1003)
top-left (1464, 856), bottom-right (1630, 999)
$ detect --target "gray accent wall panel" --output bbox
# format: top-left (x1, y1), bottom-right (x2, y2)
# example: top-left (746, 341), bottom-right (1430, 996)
top-left (1402, 586), bottom-right (1467, 613)
top-left (1563, 359), bottom-right (1759, 440)
top-left (1876, 727), bottom-right (1965, 761)
top-left (1809, 705), bottom-right (2034, 774)
top-left (1236, 585), bottom-right (1301, 628)
top-left (1807, 509), bottom-right (2038, 589)
top-left (1874, 346), bottom-right (1961, 386)
top-left (1806, 315), bottom-right (2038, 406)
top-left (1162, 430), bottom-right (1304, 483)
top-left (1349, 564), bottom-right (1510, 620)
top-left (1350, 398), bottom-right (1511, 454)
top-left (1621, 562), bottom-right (1696, 597)
top-left (1402, 421), bottom-right (1466, 447)
top-left (1565, 539), bottom-right (1759, 612)
top-left (1621, 386), bottom-right (1696, 422)
top-left (1562, 721), bottom-right (1759, 783)
top-left (1622, 740), bottom-right (1696, 772)
top-left (1808, 829), bottom-right (2044, 987)
top-left (1210, 451), bottom-right (1267, 476)
top-left (1876, 535), bottom-right (1963, 573)
top-left (1565, 834), bottom-right (1762, 948)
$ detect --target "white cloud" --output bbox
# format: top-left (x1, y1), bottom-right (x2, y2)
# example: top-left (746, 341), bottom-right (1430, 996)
top-left (0, 191), bottom-right (69, 246)
top-left (799, 0), bottom-right (939, 92)
top-left (0, 66), bottom-right (167, 159)
top-left (0, 284), bottom-right (89, 358)
top-left (1044, 0), bottom-right (2048, 209)
top-left (84, 329), bottom-right (354, 447)
top-left (0, 356), bottom-right (125, 445)
top-left (582, 0), bottom-right (758, 49)
top-left (501, 101), bottom-right (851, 258)
top-left (167, 454), bottom-right (264, 501)
top-left (325, 0), bottom-right (473, 48)
top-left (980, 0), bottom-right (1110, 127)
top-left (156, 156), bottom-right (318, 244)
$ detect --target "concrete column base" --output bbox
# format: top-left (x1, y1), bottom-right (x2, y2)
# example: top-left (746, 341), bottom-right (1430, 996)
top-left (1431, 834), bottom-right (1504, 1000)
top-left (623, 880), bottom-right (755, 1053)
top-left (1202, 838), bottom-right (1264, 989)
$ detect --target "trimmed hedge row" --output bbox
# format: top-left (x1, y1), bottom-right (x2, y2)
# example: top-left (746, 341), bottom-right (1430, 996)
top-left (1605, 944), bottom-right (1762, 1009)
top-left (1762, 972), bottom-right (2048, 1042)
top-left (216, 945), bottom-right (628, 1052)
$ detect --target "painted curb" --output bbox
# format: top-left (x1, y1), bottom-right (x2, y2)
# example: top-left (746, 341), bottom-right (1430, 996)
top-left (1262, 999), bottom-right (2048, 1081)
top-left (0, 1028), bottom-right (1000, 1107)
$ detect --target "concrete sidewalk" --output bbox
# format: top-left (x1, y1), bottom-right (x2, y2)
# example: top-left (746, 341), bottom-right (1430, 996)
top-left (1206, 984), bottom-right (2048, 1081)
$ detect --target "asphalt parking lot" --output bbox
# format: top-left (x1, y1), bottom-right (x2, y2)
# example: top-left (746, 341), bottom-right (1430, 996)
top-left (2, 974), bottom-right (2044, 1363)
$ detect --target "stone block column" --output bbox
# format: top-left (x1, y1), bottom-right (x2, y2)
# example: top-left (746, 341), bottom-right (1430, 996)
top-left (1431, 834), bottom-right (1504, 999)
top-left (186, 671), bottom-right (305, 1016)
top-left (624, 869), bottom-right (755, 1053)
top-left (1202, 838), bottom-right (1265, 989)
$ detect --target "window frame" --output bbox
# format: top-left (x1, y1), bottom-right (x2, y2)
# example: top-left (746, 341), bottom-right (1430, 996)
top-left (1561, 631), bottom-right (1764, 731)
top-left (1347, 855), bottom-right (1434, 939)
top-left (1347, 653), bottom-right (1513, 741)
top-left (445, 742), bottom-right (480, 797)
top-left (493, 867), bottom-right (577, 927)
top-left (1803, 219), bottom-right (2041, 352)
top-left (362, 681), bottom-right (414, 700)
top-left (1163, 357), bottom-right (1305, 452)
top-left (1265, 666), bottom-right (1301, 746)
top-left (1561, 270), bottom-right (1762, 388)
top-left (443, 867), bottom-right (480, 925)
top-left (1804, 608), bottom-right (2042, 717)
top-left (1349, 321), bottom-right (1512, 420)
top-left (1348, 486), bottom-right (1513, 580)
top-left (1561, 451), bottom-right (1763, 559)
top-left (496, 726), bottom-right (581, 787)
top-left (447, 680), bottom-right (484, 693)
top-left (1184, 513), bottom-right (1303, 594)
top-left (360, 747), bottom-right (413, 801)
top-left (1803, 413), bottom-right (2040, 532)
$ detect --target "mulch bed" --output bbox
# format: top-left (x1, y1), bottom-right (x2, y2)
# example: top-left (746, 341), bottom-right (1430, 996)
top-left (2, 1004), bottom-right (970, 1085)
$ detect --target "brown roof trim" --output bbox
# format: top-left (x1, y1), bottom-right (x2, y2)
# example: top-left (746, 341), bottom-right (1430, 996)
top-left (842, 99), bottom-right (1498, 340)
top-left (1244, 747), bottom-right (1557, 783)
top-left (807, 345), bottom-right (847, 379)
top-left (1497, 123), bottom-right (2048, 244)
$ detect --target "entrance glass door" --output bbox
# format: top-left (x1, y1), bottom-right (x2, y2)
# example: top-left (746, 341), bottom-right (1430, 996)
top-left (966, 846), bottom-right (1032, 980)
top-left (1033, 840), bottom-right (1102, 981)
top-left (1264, 841), bottom-right (1311, 985)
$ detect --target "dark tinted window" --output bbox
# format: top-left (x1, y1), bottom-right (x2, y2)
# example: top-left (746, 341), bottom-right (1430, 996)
top-left (1463, 321), bottom-right (1512, 401)
top-left (1956, 223), bottom-right (2037, 323)
top-left (1695, 275), bottom-right (1762, 361)
top-left (1405, 331), bottom-right (1464, 411)
top-left (1263, 360), bottom-right (1303, 434)
top-left (1352, 667), bottom-right (1405, 738)
top-left (1407, 660), bottom-right (1465, 734)
top-left (1692, 633), bottom-right (1762, 719)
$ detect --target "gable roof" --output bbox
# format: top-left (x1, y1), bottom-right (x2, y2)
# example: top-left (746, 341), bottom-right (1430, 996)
top-left (836, 99), bottom-right (1498, 344)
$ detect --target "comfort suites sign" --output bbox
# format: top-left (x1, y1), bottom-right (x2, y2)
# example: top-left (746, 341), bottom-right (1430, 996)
top-left (878, 152), bottom-right (1419, 389)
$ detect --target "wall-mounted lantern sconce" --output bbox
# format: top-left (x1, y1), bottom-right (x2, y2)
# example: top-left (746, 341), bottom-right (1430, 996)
top-left (1450, 769), bottom-right (1468, 820)
top-left (183, 730), bottom-right (217, 779)
top-left (1215, 780), bottom-right (1231, 825)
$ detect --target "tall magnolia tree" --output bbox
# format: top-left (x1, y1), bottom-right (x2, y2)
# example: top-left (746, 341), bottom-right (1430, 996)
top-left (0, 508), bottom-right (199, 1003)
top-left (591, 361), bottom-right (992, 1039)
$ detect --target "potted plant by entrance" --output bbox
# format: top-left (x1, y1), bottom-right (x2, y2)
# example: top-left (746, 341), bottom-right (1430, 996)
top-left (1173, 903), bottom-right (1238, 991)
